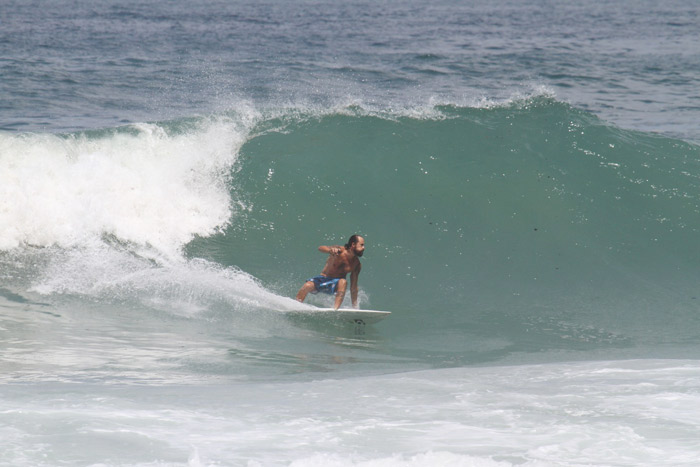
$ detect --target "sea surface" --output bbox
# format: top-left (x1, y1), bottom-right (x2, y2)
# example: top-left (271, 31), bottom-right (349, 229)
top-left (2, 1), bottom-right (700, 465)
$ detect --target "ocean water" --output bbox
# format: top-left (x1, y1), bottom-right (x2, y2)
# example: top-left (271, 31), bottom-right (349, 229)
top-left (2, 1), bottom-right (700, 465)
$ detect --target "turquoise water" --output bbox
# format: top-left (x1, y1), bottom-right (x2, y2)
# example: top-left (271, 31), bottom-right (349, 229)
top-left (2, 1), bottom-right (700, 465)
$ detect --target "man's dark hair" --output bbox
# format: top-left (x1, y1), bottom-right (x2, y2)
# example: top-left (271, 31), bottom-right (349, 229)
top-left (345, 234), bottom-right (361, 249)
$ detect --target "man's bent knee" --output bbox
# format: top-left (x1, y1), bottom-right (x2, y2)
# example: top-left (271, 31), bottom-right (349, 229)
top-left (296, 281), bottom-right (315, 302)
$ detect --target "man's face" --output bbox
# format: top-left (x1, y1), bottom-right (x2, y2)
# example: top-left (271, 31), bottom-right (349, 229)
top-left (352, 237), bottom-right (365, 257)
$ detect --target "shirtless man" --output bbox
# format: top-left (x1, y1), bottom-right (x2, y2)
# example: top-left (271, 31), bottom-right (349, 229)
top-left (296, 235), bottom-right (364, 310)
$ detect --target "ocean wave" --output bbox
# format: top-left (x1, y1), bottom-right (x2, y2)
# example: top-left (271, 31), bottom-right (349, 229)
top-left (3, 99), bottom-right (700, 359)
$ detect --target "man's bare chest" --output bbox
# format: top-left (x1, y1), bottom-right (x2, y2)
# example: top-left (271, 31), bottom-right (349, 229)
top-left (327, 255), bottom-right (355, 274)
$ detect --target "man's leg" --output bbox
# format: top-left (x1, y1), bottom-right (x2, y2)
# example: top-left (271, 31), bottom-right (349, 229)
top-left (296, 281), bottom-right (315, 302)
top-left (333, 278), bottom-right (347, 310)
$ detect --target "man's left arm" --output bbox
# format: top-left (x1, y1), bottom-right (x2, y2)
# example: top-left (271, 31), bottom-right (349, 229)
top-left (350, 262), bottom-right (361, 308)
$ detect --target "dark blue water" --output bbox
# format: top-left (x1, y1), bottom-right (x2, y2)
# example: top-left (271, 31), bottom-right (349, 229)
top-left (2, 0), bottom-right (699, 139)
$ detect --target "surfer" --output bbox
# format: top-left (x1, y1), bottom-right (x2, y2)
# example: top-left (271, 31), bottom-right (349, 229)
top-left (296, 235), bottom-right (364, 310)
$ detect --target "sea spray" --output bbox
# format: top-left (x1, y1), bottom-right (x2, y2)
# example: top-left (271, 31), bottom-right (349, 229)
top-left (0, 118), bottom-right (245, 254)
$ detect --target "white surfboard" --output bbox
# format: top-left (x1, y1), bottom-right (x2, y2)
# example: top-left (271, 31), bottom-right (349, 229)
top-left (286, 308), bottom-right (391, 325)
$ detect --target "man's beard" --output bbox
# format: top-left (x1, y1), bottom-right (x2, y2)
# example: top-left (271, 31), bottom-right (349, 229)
top-left (355, 249), bottom-right (364, 257)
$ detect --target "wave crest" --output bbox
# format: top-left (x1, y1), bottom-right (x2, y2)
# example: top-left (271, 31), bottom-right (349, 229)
top-left (0, 118), bottom-right (248, 255)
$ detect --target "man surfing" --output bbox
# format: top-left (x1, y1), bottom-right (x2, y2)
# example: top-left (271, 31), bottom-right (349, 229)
top-left (296, 235), bottom-right (364, 310)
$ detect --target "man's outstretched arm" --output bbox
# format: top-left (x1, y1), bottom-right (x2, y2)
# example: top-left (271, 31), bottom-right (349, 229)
top-left (318, 245), bottom-right (342, 255)
top-left (350, 263), bottom-right (361, 308)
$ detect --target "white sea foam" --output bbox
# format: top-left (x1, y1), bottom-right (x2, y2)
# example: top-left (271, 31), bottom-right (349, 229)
top-left (0, 117), bottom-right (248, 255)
top-left (2, 360), bottom-right (699, 466)
top-left (28, 244), bottom-right (299, 315)
top-left (286, 452), bottom-right (513, 467)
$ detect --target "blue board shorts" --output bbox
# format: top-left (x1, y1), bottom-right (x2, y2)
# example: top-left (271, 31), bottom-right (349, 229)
top-left (308, 275), bottom-right (342, 295)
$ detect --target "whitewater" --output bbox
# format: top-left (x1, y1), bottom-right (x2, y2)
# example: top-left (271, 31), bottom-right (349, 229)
top-left (2, 1), bottom-right (700, 465)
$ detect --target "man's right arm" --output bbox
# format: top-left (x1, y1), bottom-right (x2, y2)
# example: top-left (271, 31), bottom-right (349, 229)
top-left (318, 245), bottom-right (341, 255)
